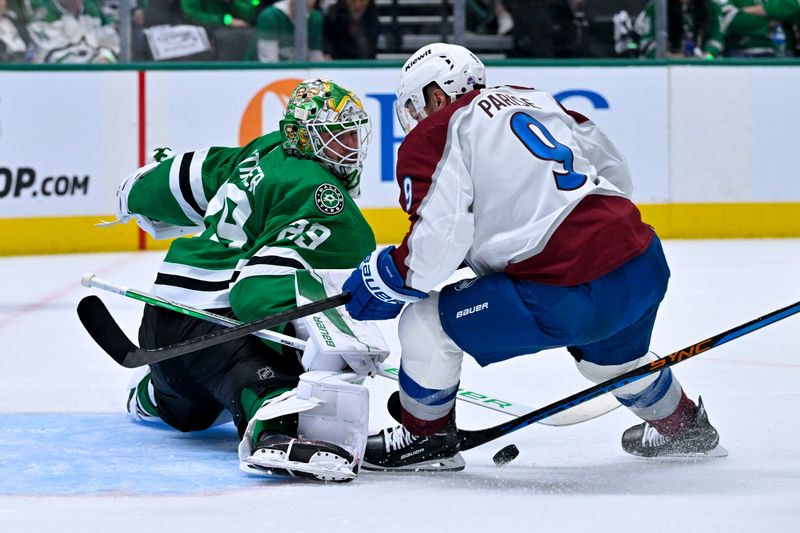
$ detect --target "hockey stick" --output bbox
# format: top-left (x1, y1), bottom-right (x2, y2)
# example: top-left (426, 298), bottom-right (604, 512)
top-left (77, 290), bottom-right (351, 368)
top-left (78, 274), bottom-right (620, 426)
top-left (457, 299), bottom-right (800, 451)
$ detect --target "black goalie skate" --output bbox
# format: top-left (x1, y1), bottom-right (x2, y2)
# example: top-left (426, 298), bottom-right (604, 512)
top-left (362, 421), bottom-right (465, 472)
top-left (621, 397), bottom-right (725, 458)
top-left (244, 433), bottom-right (357, 482)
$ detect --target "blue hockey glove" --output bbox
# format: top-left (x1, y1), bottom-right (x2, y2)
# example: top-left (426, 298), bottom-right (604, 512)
top-left (343, 246), bottom-right (428, 321)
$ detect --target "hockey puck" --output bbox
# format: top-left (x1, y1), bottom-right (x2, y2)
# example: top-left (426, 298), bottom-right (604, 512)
top-left (492, 444), bottom-right (519, 467)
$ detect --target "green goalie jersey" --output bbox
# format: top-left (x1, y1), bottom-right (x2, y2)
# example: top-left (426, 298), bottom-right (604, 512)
top-left (126, 131), bottom-right (376, 326)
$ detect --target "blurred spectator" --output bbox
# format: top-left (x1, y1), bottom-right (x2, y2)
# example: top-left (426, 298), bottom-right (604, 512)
top-left (739, 0), bottom-right (800, 56)
top-left (495, 0), bottom-right (513, 34)
top-left (741, 0), bottom-right (800, 22)
top-left (704, 0), bottom-right (774, 57)
top-left (181, 0), bottom-right (254, 27)
top-left (323, 0), bottom-right (379, 59)
top-left (98, 0), bottom-right (122, 22)
top-left (624, 0), bottom-right (708, 57)
top-left (181, 0), bottom-right (256, 59)
top-left (95, 0), bottom-right (150, 59)
top-left (249, 0), bottom-right (323, 62)
top-left (0, 0), bottom-right (31, 62)
top-left (623, 0), bottom-right (798, 59)
top-left (25, 0), bottom-right (120, 63)
top-left (93, 1), bottom-right (151, 36)
top-left (463, 0), bottom-right (513, 35)
top-left (502, 0), bottom-right (578, 57)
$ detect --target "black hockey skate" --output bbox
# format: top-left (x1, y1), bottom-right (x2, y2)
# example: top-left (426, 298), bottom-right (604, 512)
top-left (362, 420), bottom-right (465, 472)
top-left (244, 433), bottom-right (357, 482)
top-left (621, 397), bottom-right (725, 458)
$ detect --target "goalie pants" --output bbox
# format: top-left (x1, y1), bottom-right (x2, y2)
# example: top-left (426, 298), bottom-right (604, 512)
top-left (399, 235), bottom-right (680, 431)
top-left (138, 306), bottom-right (303, 437)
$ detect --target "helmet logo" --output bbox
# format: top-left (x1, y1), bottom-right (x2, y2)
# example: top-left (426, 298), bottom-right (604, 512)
top-left (314, 184), bottom-right (345, 215)
top-left (405, 48), bottom-right (432, 70)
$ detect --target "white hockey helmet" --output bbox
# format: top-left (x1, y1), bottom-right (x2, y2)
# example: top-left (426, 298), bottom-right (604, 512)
top-left (395, 43), bottom-right (486, 134)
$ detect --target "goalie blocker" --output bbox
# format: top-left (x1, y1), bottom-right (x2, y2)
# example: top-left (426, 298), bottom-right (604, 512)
top-left (239, 270), bottom-right (389, 481)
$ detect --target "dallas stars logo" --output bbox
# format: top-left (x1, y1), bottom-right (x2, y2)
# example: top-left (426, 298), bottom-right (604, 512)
top-left (315, 184), bottom-right (345, 215)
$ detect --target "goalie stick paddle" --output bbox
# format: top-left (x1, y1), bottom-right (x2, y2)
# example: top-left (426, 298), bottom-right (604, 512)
top-left (456, 299), bottom-right (800, 451)
top-left (77, 292), bottom-right (351, 368)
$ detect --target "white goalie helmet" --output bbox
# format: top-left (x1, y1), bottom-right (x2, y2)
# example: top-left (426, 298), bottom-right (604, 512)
top-left (395, 43), bottom-right (486, 134)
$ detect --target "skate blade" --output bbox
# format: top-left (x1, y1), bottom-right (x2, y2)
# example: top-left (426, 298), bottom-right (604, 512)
top-left (665, 444), bottom-right (729, 459)
top-left (243, 452), bottom-right (357, 482)
top-left (636, 444), bottom-right (729, 459)
top-left (362, 453), bottom-right (466, 473)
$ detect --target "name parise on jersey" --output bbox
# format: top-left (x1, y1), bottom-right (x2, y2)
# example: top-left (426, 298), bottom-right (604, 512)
top-left (393, 85), bottom-right (651, 293)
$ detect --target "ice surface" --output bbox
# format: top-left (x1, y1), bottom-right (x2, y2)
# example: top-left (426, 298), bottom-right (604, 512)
top-left (1, 240), bottom-right (799, 532)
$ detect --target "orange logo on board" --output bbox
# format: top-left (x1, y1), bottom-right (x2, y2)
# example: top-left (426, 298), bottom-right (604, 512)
top-left (239, 78), bottom-right (303, 146)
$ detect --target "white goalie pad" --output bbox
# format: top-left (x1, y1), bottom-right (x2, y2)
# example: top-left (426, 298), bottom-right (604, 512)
top-left (297, 371), bottom-right (369, 466)
top-left (294, 269), bottom-right (390, 376)
top-left (239, 371), bottom-right (370, 475)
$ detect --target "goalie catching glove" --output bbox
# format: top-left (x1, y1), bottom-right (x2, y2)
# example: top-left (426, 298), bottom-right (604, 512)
top-left (343, 246), bottom-right (427, 321)
top-left (98, 147), bottom-right (202, 240)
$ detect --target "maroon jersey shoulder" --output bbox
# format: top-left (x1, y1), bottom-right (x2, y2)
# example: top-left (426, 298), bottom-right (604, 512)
top-left (393, 90), bottom-right (482, 277)
top-left (396, 90), bottom-right (482, 192)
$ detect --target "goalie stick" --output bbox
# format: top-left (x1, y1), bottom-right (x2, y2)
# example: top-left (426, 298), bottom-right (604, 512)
top-left (77, 291), bottom-right (351, 368)
top-left (78, 273), bottom-right (620, 427)
top-left (456, 299), bottom-right (800, 451)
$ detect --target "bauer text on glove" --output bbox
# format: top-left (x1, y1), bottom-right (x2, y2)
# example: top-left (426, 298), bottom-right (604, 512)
top-left (342, 246), bottom-right (427, 320)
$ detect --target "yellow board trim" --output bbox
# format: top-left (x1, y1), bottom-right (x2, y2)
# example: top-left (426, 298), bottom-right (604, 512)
top-left (2, 203), bottom-right (800, 256)
top-left (638, 203), bottom-right (800, 239)
top-left (0, 216), bottom-right (140, 256)
top-left (363, 203), bottom-right (800, 242)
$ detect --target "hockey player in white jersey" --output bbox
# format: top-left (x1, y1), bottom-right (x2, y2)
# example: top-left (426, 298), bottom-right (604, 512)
top-left (342, 43), bottom-right (722, 471)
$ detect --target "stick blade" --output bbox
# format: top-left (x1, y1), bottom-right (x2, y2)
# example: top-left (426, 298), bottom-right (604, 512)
top-left (541, 393), bottom-right (621, 426)
top-left (77, 295), bottom-right (140, 367)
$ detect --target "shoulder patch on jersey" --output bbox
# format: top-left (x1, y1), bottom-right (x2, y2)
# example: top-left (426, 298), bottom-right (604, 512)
top-left (314, 183), bottom-right (345, 215)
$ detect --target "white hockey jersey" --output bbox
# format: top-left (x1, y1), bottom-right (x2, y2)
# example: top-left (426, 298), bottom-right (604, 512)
top-left (392, 85), bottom-right (654, 292)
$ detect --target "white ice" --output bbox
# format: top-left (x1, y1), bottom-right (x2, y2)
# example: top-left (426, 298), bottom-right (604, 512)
top-left (1, 239), bottom-right (799, 532)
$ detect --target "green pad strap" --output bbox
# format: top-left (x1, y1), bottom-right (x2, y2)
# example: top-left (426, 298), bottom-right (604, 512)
top-left (241, 386), bottom-right (296, 444)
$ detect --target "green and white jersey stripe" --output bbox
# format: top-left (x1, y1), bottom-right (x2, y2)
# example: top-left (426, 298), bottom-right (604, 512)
top-left (167, 148), bottom-right (211, 226)
top-left (236, 246), bottom-right (312, 283)
top-left (126, 131), bottom-right (375, 324)
top-left (153, 260), bottom-right (237, 309)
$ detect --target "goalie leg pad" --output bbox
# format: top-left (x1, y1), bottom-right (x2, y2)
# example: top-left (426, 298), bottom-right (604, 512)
top-left (239, 371), bottom-right (369, 481)
top-left (296, 371), bottom-right (369, 467)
